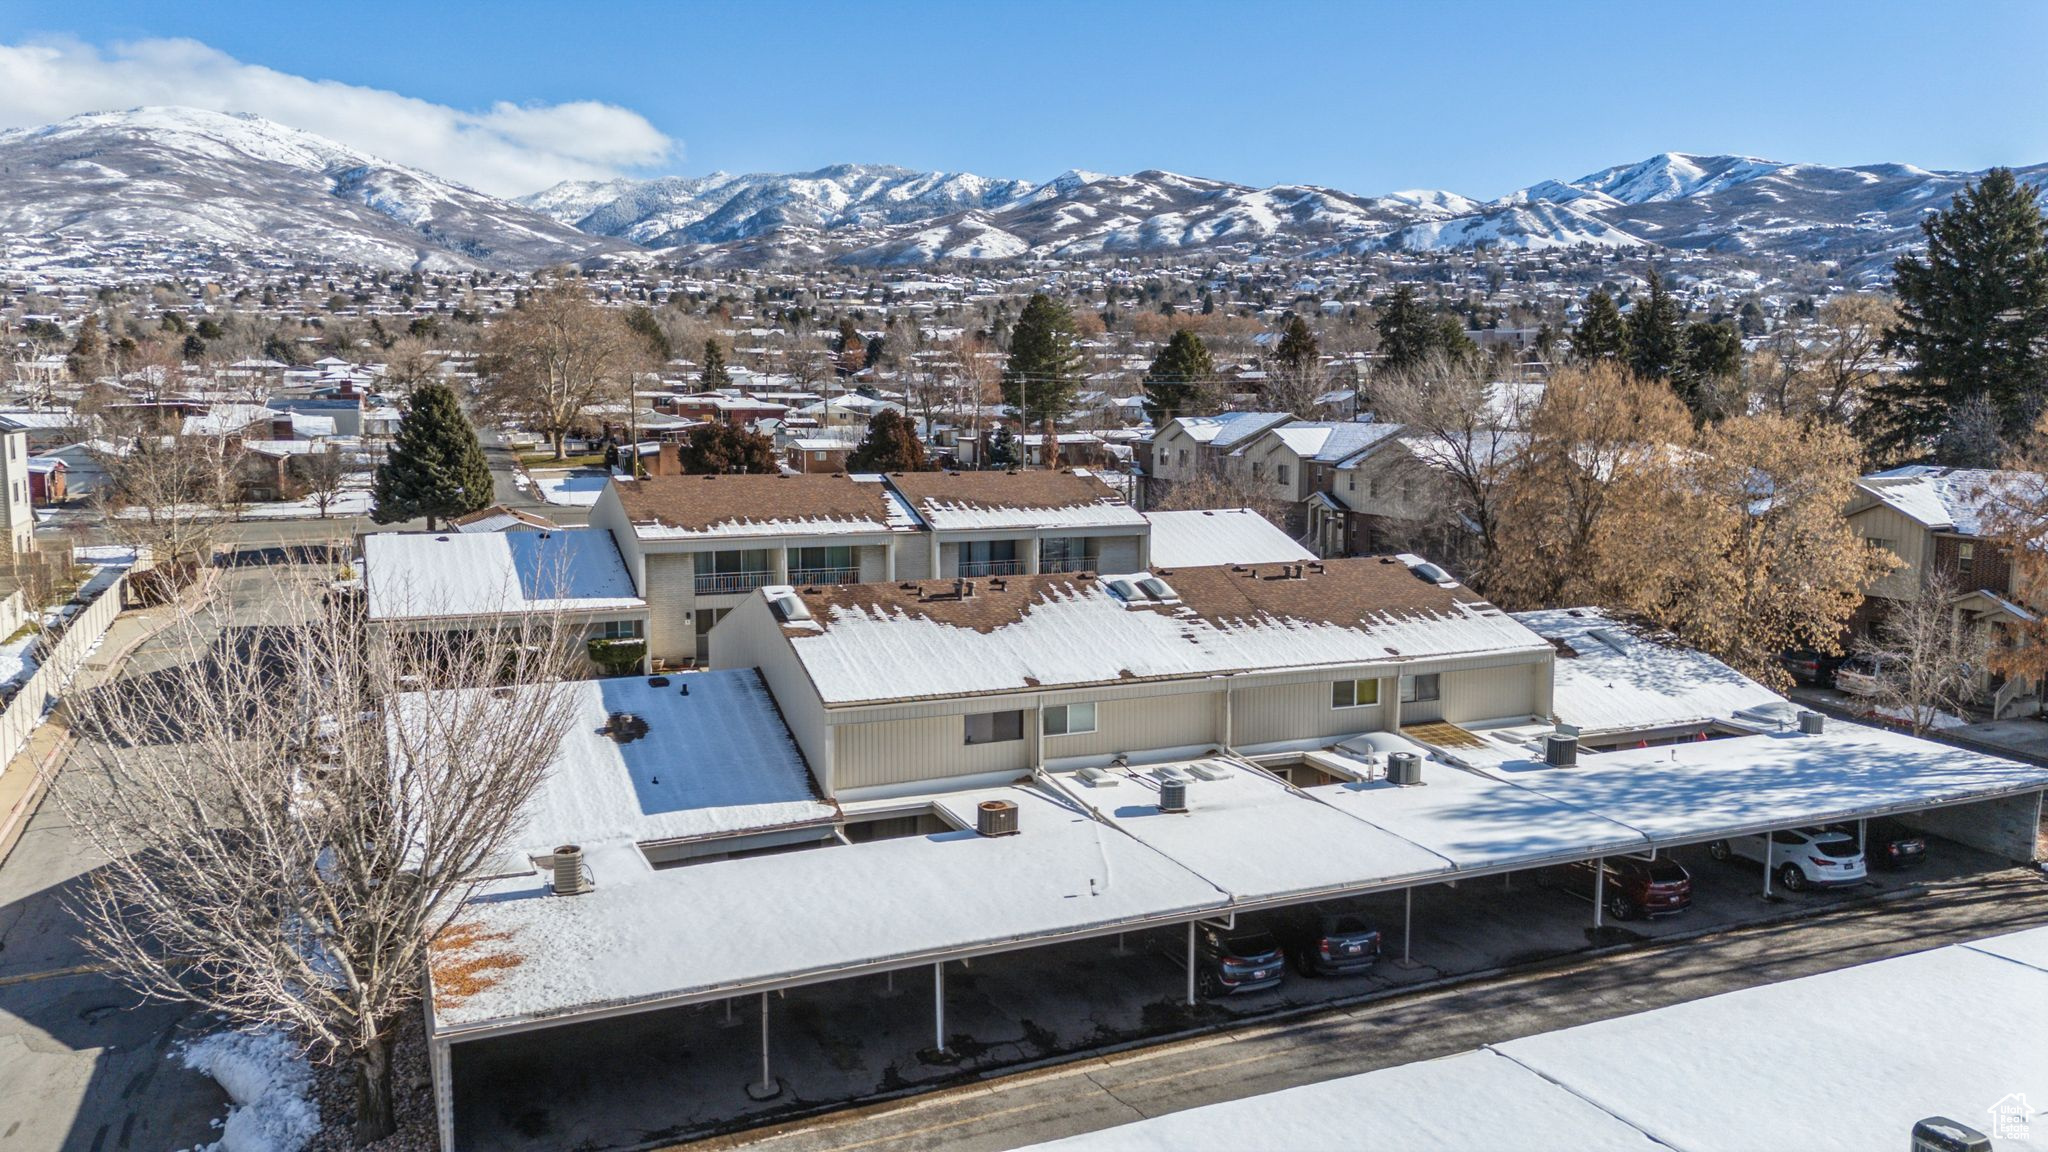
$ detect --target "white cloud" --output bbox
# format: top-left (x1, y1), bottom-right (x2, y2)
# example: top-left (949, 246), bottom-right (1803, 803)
top-left (0, 37), bottom-right (676, 196)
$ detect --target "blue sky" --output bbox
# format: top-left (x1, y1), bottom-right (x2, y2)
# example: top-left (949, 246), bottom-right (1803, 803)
top-left (3, 0), bottom-right (2045, 198)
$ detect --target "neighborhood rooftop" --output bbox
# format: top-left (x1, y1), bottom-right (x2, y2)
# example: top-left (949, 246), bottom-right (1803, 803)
top-left (610, 472), bottom-right (921, 538)
top-left (1142, 508), bottom-right (1315, 569)
top-left (362, 528), bottom-right (643, 622)
top-left (774, 558), bottom-right (1549, 704)
top-left (880, 468), bottom-right (1146, 531)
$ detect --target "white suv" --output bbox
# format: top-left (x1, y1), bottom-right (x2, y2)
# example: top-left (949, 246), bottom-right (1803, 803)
top-left (1708, 827), bottom-right (1867, 891)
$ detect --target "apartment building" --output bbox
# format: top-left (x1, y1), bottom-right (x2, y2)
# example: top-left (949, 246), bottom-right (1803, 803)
top-left (711, 555), bottom-right (1555, 800)
top-left (588, 469), bottom-right (1149, 666)
top-left (0, 431), bottom-right (31, 554)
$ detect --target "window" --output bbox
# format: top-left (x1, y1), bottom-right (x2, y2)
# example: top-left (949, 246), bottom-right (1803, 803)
top-left (1177, 449), bottom-right (1189, 468)
top-left (1276, 463), bottom-right (1291, 486)
top-left (1958, 541), bottom-right (1976, 577)
top-left (1043, 702), bottom-right (1097, 736)
top-left (1368, 477), bottom-right (1382, 499)
top-left (965, 710), bottom-right (1024, 745)
top-left (1866, 536), bottom-right (1895, 554)
top-left (790, 545), bottom-right (856, 583)
top-left (1331, 678), bottom-right (1380, 708)
top-left (1041, 536), bottom-right (1096, 572)
top-left (596, 619), bottom-right (644, 639)
top-left (1400, 478), bottom-right (1417, 502)
top-left (959, 538), bottom-right (1021, 576)
top-left (1346, 473), bottom-right (1356, 491)
top-left (1400, 673), bottom-right (1441, 704)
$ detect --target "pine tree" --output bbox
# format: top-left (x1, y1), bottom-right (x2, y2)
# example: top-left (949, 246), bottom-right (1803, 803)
top-left (1625, 270), bottom-right (1684, 381)
top-left (1673, 321), bottom-right (1743, 423)
top-left (985, 423), bottom-right (1017, 469)
top-left (1142, 329), bottom-right (1215, 424)
top-left (1374, 285), bottom-right (1434, 374)
top-left (1571, 289), bottom-right (1627, 362)
top-left (1873, 168), bottom-right (2048, 452)
top-left (847, 409), bottom-right (930, 473)
top-left (699, 339), bottom-right (732, 392)
top-left (1001, 293), bottom-right (1084, 429)
top-left (370, 383), bottom-right (493, 529)
top-left (678, 422), bottom-right (776, 474)
top-left (66, 316), bottom-right (106, 381)
top-left (1276, 314), bottom-right (1319, 375)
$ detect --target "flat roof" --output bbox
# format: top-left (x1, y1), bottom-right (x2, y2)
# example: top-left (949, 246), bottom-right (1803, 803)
top-left (1032, 925), bottom-right (2048, 1152)
top-left (509, 671), bottom-right (834, 857)
top-left (431, 782), bottom-right (1229, 1035)
top-left (1515, 607), bottom-right (1782, 735)
top-left (363, 528), bottom-right (644, 621)
top-left (779, 559), bottom-right (1550, 705)
top-left (611, 473), bottom-right (922, 539)
top-left (1057, 758), bottom-right (1453, 904)
top-left (1143, 508), bottom-right (1314, 569)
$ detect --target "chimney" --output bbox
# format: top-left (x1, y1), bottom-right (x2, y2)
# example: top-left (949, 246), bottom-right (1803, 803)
top-left (976, 799), bottom-right (1019, 837)
top-left (553, 845), bottom-right (590, 896)
top-left (657, 441), bottom-right (680, 476)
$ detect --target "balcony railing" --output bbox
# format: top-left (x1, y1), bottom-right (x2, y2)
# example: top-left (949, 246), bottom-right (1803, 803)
top-left (694, 570), bottom-right (772, 596)
top-left (1039, 555), bottom-right (1097, 574)
top-left (957, 558), bottom-right (1025, 578)
top-left (789, 565), bottom-right (860, 586)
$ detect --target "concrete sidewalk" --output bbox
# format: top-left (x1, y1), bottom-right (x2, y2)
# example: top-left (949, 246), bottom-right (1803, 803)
top-left (0, 604), bottom-right (187, 866)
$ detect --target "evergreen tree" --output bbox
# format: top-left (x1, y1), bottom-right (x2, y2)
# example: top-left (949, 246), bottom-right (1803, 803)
top-left (1625, 270), bottom-right (1684, 381)
top-left (1001, 293), bottom-right (1084, 429)
top-left (370, 383), bottom-right (493, 529)
top-left (66, 316), bottom-right (106, 381)
top-left (699, 339), bottom-right (732, 392)
top-left (1736, 300), bottom-right (1768, 337)
top-left (1874, 168), bottom-right (2048, 451)
top-left (1374, 285), bottom-right (1434, 374)
top-left (1571, 289), bottom-right (1627, 362)
top-left (625, 305), bottom-right (672, 363)
top-left (985, 423), bottom-right (1017, 469)
top-left (846, 409), bottom-right (930, 473)
top-left (678, 422), bottom-right (776, 474)
top-left (1276, 313), bottom-right (1320, 375)
top-left (1142, 329), bottom-right (1215, 424)
top-left (1673, 321), bottom-right (1744, 423)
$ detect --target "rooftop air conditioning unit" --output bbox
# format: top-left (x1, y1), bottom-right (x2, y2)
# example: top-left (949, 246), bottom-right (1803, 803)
top-left (1798, 711), bottom-right (1825, 735)
top-left (1386, 751), bottom-right (1423, 786)
top-left (1158, 778), bottom-right (1189, 813)
top-left (1544, 733), bottom-right (1579, 768)
top-left (552, 845), bottom-right (590, 896)
top-left (976, 799), bottom-right (1019, 837)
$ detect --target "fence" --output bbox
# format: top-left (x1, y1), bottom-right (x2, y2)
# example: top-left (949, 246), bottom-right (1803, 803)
top-left (0, 573), bottom-right (127, 770)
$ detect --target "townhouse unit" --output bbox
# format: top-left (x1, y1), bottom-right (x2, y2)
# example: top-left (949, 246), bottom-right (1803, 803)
top-left (1224, 420), bottom-right (1403, 533)
top-left (710, 555), bottom-right (1555, 801)
top-left (1142, 411), bottom-right (1292, 502)
top-left (588, 469), bottom-right (1149, 667)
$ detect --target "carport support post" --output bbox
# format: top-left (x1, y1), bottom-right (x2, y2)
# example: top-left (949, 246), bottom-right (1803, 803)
top-left (1185, 921), bottom-right (1198, 1005)
top-left (746, 991), bottom-right (780, 1100)
top-left (1858, 818), bottom-right (1867, 854)
top-left (1763, 830), bottom-right (1774, 898)
top-left (1592, 858), bottom-right (1605, 930)
top-left (934, 961), bottom-right (948, 1053)
top-left (1400, 888), bottom-right (1415, 967)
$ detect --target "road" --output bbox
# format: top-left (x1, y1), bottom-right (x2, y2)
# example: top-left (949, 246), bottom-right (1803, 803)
top-left (680, 869), bottom-right (2048, 1152)
top-left (0, 567), bottom-right (298, 1152)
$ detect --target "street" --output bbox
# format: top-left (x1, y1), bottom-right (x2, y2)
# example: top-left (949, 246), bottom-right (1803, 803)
top-left (679, 869), bottom-right (2048, 1152)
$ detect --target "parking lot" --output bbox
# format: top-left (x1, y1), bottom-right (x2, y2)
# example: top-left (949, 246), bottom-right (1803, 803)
top-left (451, 829), bottom-right (2016, 1152)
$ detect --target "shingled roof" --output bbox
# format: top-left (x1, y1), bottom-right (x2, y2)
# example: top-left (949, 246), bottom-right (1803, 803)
top-left (881, 469), bottom-right (1146, 531)
top-left (612, 473), bottom-right (922, 539)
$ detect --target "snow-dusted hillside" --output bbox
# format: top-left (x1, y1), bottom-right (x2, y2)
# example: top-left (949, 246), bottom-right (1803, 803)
top-left (0, 107), bottom-right (628, 271)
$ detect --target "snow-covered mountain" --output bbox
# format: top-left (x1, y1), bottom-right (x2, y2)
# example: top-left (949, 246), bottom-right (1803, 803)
top-left (0, 107), bottom-right (630, 271)
top-left (2, 108), bottom-right (2042, 272)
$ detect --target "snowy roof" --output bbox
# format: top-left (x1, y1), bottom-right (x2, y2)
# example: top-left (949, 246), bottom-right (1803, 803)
top-left (1514, 607), bottom-right (1782, 735)
top-left (1144, 508), bottom-right (1314, 569)
top-left (1170, 412), bottom-right (1291, 449)
top-left (1032, 926), bottom-right (2048, 1152)
top-left (179, 402), bottom-right (274, 437)
top-left (510, 671), bottom-right (833, 856)
top-left (363, 529), bottom-right (644, 621)
top-left (778, 559), bottom-right (1550, 705)
top-left (882, 470), bottom-right (1145, 532)
top-left (450, 505), bottom-right (558, 533)
top-left (430, 782), bottom-right (1228, 1034)
top-left (1439, 722), bottom-right (2048, 845)
top-left (1246, 421), bottom-right (1402, 464)
top-left (1855, 466), bottom-right (2040, 535)
top-left (1058, 758), bottom-right (1452, 904)
top-left (611, 473), bottom-right (923, 540)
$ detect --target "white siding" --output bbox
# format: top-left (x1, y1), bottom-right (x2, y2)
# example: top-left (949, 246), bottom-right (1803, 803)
top-left (857, 543), bottom-right (888, 582)
top-left (1095, 534), bottom-right (1141, 573)
top-left (896, 534), bottom-right (932, 579)
top-left (644, 552), bottom-right (696, 663)
top-left (1040, 691), bottom-right (1218, 761)
top-left (1439, 662), bottom-right (1541, 724)
top-left (1231, 678), bottom-right (1392, 746)
top-left (833, 713), bottom-right (1031, 791)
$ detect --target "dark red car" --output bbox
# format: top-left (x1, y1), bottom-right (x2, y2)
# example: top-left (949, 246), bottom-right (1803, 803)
top-left (1547, 856), bottom-right (1693, 920)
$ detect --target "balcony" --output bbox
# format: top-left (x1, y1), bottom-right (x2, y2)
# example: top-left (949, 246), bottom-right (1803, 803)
top-left (694, 570), bottom-right (771, 596)
top-left (957, 558), bottom-right (1025, 578)
top-left (1039, 555), bottom-right (1097, 574)
top-left (789, 566), bottom-right (860, 586)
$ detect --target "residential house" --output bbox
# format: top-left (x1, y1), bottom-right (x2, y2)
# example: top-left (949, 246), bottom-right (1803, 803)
top-left (1226, 421), bottom-right (1402, 534)
top-left (882, 469), bottom-right (1148, 578)
top-left (25, 457), bottom-right (65, 505)
top-left (0, 432), bottom-right (29, 553)
top-left (1142, 412), bottom-right (1292, 505)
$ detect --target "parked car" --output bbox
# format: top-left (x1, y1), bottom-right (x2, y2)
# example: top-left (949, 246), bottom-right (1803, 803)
top-left (1708, 827), bottom-right (1868, 890)
top-left (1841, 817), bottom-right (1929, 870)
top-left (1273, 906), bottom-right (1382, 976)
top-left (1778, 649), bottom-right (1844, 688)
top-left (1833, 653), bottom-right (1896, 698)
top-left (1190, 924), bottom-right (1286, 997)
top-left (1543, 856), bottom-right (1694, 920)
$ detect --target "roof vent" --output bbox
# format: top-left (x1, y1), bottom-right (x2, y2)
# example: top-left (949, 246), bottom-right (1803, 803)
top-left (1188, 762), bottom-right (1229, 782)
top-left (552, 845), bottom-right (590, 896)
top-left (1798, 711), bottom-right (1825, 735)
top-left (1153, 764), bottom-right (1189, 783)
top-left (1077, 765), bottom-right (1113, 787)
top-left (647, 676), bottom-right (670, 688)
top-left (976, 799), bottom-right (1019, 837)
top-left (1137, 576), bottom-right (1177, 601)
top-left (769, 593), bottom-right (812, 622)
top-left (1544, 733), bottom-right (1579, 768)
top-left (1158, 778), bottom-right (1188, 813)
top-left (1386, 751), bottom-right (1423, 786)
top-left (1411, 561), bottom-right (1452, 585)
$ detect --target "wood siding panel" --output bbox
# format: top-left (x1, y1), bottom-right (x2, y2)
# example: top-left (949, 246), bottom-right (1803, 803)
top-left (1850, 505), bottom-right (1926, 600)
top-left (644, 552), bottom-right (696, 663)
top-left (833, 714), bottom-right (1031, 791)
top-left (1041, 691), bottom-right (1218, 760)
top-left (1231, 680), bottom-right (1388, 746)
top-left (1440, 663), bottom-right (1539, 724)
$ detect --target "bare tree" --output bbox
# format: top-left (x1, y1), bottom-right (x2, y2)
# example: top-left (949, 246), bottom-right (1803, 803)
top-left (1859, 572), bottom-right (1987, 734)
top-left (289, 447), bottom-right (353, 519)
top-left (63, 573), bottom-right (581, 1143)
top-left (478, 281), bottom-right (648, 460)
top-left (93, 432), bottom-right (243, 596)
top-left (1154, 468), bottom-right (1294, 531)
top-left (1372, 351), bottom-right (1528, 587)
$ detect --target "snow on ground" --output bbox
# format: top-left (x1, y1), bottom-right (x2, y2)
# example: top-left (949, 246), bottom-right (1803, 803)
top-left (179, 1028), bottom-right (319, 1152)
top-left (0, 629), bottom-right (36, 692)
top-left (235, 486), bottom-right (374, 520)
top-left (1871, 704), bottom-right (1970, 731)
top-left (530, 470), bottom-right (610, 507)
